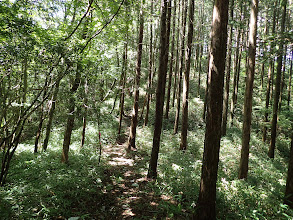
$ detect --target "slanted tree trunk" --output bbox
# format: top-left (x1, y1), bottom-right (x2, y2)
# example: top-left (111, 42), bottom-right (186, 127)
top-left (147, 0), bottom-right (171, 179)
top-left (127, 2), bottom-right (144, 150)
top-left (239, 0), bottom-right (258, 179)
top-left (61, 63), bottom-right (81, 163)
top-left (268, 0), bottom-right (287, 159)
top-left (196, 0), bottom-right (229, 218)
top-left (180, 0), bottom-right (194, 151)
top-left (43, 75), bottom-right (61, 151)
top-left (34, 76), bottom-right (49, 153)
top-left (173, 0), bottom-right (187, 134)
top-left (221, 0), bottom-right (234, 136)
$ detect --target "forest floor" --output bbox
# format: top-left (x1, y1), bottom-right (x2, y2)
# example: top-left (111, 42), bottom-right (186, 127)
top-left (100, 139), bottom-right (177, 219)
top-left (1, 100), bottom-right (293, 219)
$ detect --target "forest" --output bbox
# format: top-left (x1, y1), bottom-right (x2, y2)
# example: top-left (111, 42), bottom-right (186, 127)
top-left (0, 0), bottom-right (293, 219)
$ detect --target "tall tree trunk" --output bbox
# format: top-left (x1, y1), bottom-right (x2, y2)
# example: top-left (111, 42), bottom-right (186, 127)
top-left (172, 1), bottom-right (181, 108)
top-left (118, 42), bottom-right (128, 135)
top-left (61, 63), bottom-right (81, 163)
top-left (262, 2), bottom-right (277, 142)
top-left (230, 23), bottom-right (242, 126)
top-left (173, 0), bottom-right (187, 134)
top-left (127, 2), bottom-right (144, 149)
top-left (180, 0), bottom-right (194, 151)
top-left (165, 1), bottom-right (177, 119)
top-left (196, 0), bottom-right (229, 218)
top-left (238, 0), bottom-right (258, 179)
top-left (268, 0), bottom-right (287, 159)
top-left (147, 0), bottom-right (171, 179)
top-left (144, 1), bottom-right (154, 126)
top-left (222, 0), bottom-right (234, 136)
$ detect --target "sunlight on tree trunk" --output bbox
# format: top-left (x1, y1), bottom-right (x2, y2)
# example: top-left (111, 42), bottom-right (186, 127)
top-left (196, 0), bottom-right (229, 218)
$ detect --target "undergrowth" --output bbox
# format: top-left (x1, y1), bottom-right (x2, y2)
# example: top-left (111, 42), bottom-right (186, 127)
top-left (1, 91), bottom-right (293, 219)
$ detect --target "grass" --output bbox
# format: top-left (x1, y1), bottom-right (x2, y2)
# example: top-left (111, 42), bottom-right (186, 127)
top-left (1, 84), bottom-right (293, 219)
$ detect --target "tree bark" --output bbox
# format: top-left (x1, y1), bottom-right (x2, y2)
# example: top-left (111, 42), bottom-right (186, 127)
top-left (196, 0), bottom-right (229, 218)
top-left (239, 0), bottom-right (258, 179)
top-left (180, 0), bottom-right (194, 151)
top-left (61, 64), bottom-right (81, 163)
top-left (173, 0), bottom-right (187, 134)
top-left (285, 131), bottom-right (293, 208)
top-left (268, 0), bottom-right (287, 159)
top-left (147, 0), bottom-right (171, 179)
top-left (43, 76), bottom-right (61, 151)
top-left (127, 2), bottom-right (144, 149)
top-left (165, 1), bottom-right (176, 119)
top-left (288, 50), bottom-right (293, 107)
top-left (144, 0), bottom-right (154, 126)
top-left (118, 42), bottom-right (127, 135)
top-left (221, 0), bottom-right (234, 136)
top-left (81, 78), bottom-right (88, 148)
top-left (262, 1), bottom-right (277, 142)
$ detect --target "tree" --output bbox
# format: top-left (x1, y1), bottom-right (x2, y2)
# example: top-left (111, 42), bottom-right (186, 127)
top-left (165, 0), bottom-right (177, 119)
top-left (268, 0), bottom-right (287, 159)
top-left (173, 0), bottom-right (187, 134)
top-left (285, 131), bottom-right (293, 208)
top-left (195, 0), bottom-right (229, 218)
top-left (239, 0), bottom-right (258, 179)
top-left (221, 0), bottom-right (234, 136)
top-left (147, 0), bottom-right (171, 179)
top-left (180, 0), bottom-right (194, 150)
top-left (127, 0), bottom-right (144, 150)
top-left (61, 63), bottom-right (81, 163)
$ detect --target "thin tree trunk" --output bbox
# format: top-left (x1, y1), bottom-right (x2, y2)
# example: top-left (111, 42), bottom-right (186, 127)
top-left (262, 2), bottom-right (276, 142)
top-left (81, 78), bottom-right (88, 148)
top-left (180, 0), bottom-right (194, 151)
top-left (127, 2), bottom-right (144, 149)
top-left (172, 2), bottom-right (181, 108)
top-left (230, 24), bottom-right (242, 126)
top-left (144, 1), bottom-right (154, 126)
top-left (43, 76), bottom-right (61, 151)
top-left (288, 50), bottom-right (293, 107)
top-left (61, 64), bottom-right (81, 163)
top-left (118, 42), bottom-right (128, 135)
top-left (239, 0), bottom-right (258, 179)
top-left (34, 77), bottom-right (49, 153)
top-left (165, 1), bottom-right (177, 119)
top-left (173, 0), bottom-right (187, 134)
top-left (268, 0), bottom-right (287, 159)
top-left (284, 131), bottom-right (293, 208)
top-left (279, 45), bottom-right (287, 113)
top-left (196, 0), bottom-right (229, 218)
top-left (147, 0), bottom-right (171, 179)
top-left (222, 0), bottom-right (234, 136)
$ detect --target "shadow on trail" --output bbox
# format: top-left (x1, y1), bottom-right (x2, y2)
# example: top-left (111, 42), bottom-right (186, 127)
top-left (101, 143), bottom-right (181, 219)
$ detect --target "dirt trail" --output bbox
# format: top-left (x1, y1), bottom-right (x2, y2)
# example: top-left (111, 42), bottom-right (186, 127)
top-left (100, 140), bottom-right (173, 219)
